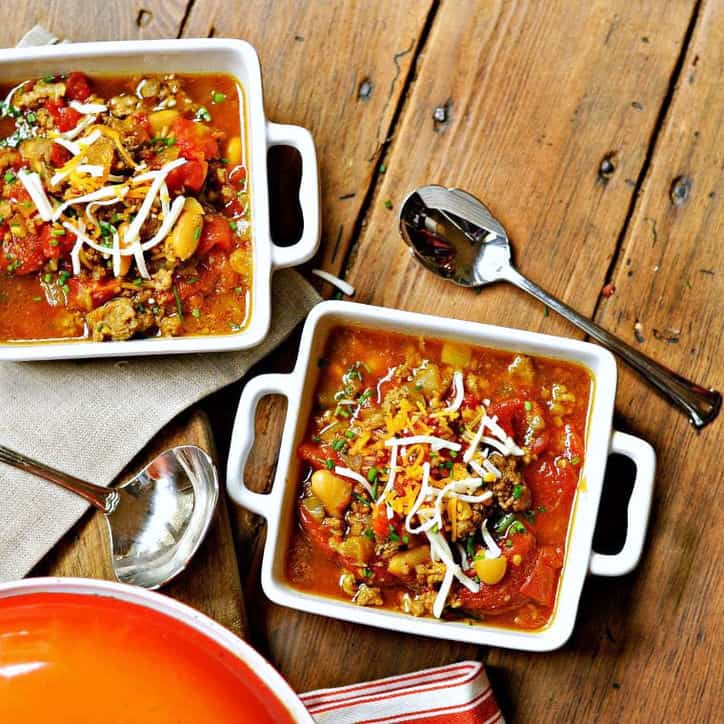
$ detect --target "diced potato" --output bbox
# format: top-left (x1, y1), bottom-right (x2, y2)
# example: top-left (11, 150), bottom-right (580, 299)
top-left (226, 136), bottom-right (243, 166)
top-left (508, 354), bottom-right (535, 384)
top-left (301, 493), bottom-right (325, 522)
top-left (229, 248), bottom-right (251, 276)
top-left (166, 199), bottom-right (205, 261)
top-left (310, 469), bottom-right (352, 518)
top-left (148, 109), bottom-right (180, 134)
top-left (441, 342), bottom-right (471, 368)
top-left (474, 555), bottom-right (508, 585)
top-left (414, 363), bottom-right (441, 395)
top-left (387, 546), bottom-right (431, 577)
top-left (337, 535), bottom-right (374, 564)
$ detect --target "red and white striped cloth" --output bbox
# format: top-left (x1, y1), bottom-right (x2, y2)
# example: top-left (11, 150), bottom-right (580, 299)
top-left (300, 661), bottom-right (504, 724)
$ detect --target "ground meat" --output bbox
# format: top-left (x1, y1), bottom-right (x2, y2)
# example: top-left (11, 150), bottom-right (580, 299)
top-left (415, 559), bottom-right (447, 587)
top-left (87, 297), bottom-right (153, 341)
top-left (490, 454), bottom-right (531, 512)
top-left (401, 591), bottom-right (436, 617)
top-left (353, 584), bottom-right (383, 607)
top-left (151, 268), bottom-right (173, 291)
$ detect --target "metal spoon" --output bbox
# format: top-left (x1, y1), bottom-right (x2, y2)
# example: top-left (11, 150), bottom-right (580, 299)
top-left (399, 185), bottom-right (721, 429)
top-left (0, 444), bottom-right (218, 588)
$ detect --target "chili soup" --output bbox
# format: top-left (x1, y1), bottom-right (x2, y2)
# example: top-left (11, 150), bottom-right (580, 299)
top-left (286, 326), bottom-right (592, 630)
top-left (0, 71), bottom-right (251, 343)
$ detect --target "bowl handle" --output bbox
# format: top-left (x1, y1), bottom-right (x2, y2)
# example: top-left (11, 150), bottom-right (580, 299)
top-left (589, 431), bottom-right (656, 577)
top-left (226, 373), bottom-right (292, 520)
top-left (266, 121), bottom-right (321, 269)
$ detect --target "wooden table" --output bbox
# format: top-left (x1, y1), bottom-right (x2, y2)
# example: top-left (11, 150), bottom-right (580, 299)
top-left (7, 1), bottom-right (722, 720)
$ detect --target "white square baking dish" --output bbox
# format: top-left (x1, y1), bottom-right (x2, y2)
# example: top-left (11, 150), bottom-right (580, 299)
top-left (0, 38), bottom-right (319, 360)
top-left (226, 301), bottom-right (656, 652)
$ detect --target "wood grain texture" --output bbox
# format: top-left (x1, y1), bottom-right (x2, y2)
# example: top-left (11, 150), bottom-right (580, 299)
top-left (182, 0), bottom-right (434, 280)
top-left (34, 410), bottom-right (248, 638)
top-left (347, 0), bottom-right (695, 339)
top-left (0, 1), bottom-right (187, 47)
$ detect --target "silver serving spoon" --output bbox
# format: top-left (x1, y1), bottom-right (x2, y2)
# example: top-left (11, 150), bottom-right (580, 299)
top-left (399, 185), bottom-right (721, 429)
top-left (0, 444), bottom-right (218, 588)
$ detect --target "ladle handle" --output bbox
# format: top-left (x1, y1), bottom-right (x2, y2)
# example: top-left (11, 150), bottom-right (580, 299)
top-left (0, 445), bottom-right (117, 512)
top-left (502, 267), bottom-right (721, 429)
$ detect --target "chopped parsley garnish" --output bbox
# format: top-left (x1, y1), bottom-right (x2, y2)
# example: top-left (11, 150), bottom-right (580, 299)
top-left (172, 285), bottom-right (184, 320)
top-left (195, 106), bottom-right (212, 122)
top-left (494, 513), bottom-right (515, 535)
top-left (509, 521), bottom-right (526, 535)
top-left (312, 435), bottom-right (321, 443)
top-left (331, 438), bottom-right (346, 452)
top-left (363, 529), bottom-right (375, 540)
top-left (384, 199), bottom-right (393, 210)
top-left (325, 458), bottom-right (335, 470)
top-left (512, 484), bottom-right (524, 500)
top-left (402, 535), bottom-right (410, 545)
top-left (524, 400), bottom-right (532, 411)
top-left (3, 171), bottom-right (16, 184)
top-left (211, 90), bottom-right (226, 104)
top-left (466, 535), bottom-right (475, 558)
top-left (388, 528), bottom-right (401, 542)
top-left (51, 228), bottom-right (66, 237)
top-left (344, 429), bottom-right (356, 439)
top-left (571, 455), bottom-right (581, 466)
top-left (42, 75), bottom-right (54, 83)
top-left (191, 307), bottom-right (201, 319)
top-left (368, 467), bottom-right (379, 484)
top-left (354, 493), bottom-right (370, 507)
top-left (193, 225), bottom-right (202, 241)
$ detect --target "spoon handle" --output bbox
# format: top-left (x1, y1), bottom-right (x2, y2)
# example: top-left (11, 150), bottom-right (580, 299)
top-left (501, 266), bottom-right (721, 429)
top-left (0, 445), bottom-right (118, 512)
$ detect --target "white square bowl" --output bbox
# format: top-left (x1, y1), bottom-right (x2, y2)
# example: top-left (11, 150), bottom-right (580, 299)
top-left (227, 301), bottom-right (656, 652)
top-left (0, 39), bottom-right (320, 360)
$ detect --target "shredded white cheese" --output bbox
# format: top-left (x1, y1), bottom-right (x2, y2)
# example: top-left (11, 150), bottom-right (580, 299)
top-left (384, 435), bottom-right (461, 452)
top-left (377, 442), bottom-right (398, 503)
top-left (17, 170), bottom-right (54, 221)
top-left (481, 519), bottom-right (502, 559)
top-left (311, 269), bottom-right (355, 296)
top-left (140, 194), bottom-right (186, 251)
top-left (445, 371), bottom-right (465, 412)
top-left (463, 414), bottom-right (487, 463)
top-left (69, 100), bottom-right (107, 115)
top-left (433, 567), bottom-right (454, 619)
top-left (376, 366), bottom-right (396, 404)
top-left (61, 114), bottom-right (96, 140)
top-left (53, 185), bottom-right (127, 221)
top-left (334, 466), bottom-right (374, 498)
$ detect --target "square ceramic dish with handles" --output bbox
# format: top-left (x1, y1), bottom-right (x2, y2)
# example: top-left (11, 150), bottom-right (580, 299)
top-left (0, 39), bottom-right (319, 360)
top-left (227, 301), bottom-right (656, 651)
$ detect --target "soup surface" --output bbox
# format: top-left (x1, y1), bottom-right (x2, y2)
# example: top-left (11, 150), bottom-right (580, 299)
top-left (0, 72), bottom-right (251, 343)
top-left (287, 326), bottom-right (592, 630)
top-left (0, 592), bottom-right (295, 723)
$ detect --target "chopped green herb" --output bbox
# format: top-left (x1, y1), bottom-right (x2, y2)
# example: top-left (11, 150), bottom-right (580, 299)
top-left (191, 307), bottom-right (201, 319)
top-left (49, 239), bottom-right (59, 247)
top-left (132, 277), bottom-right (144, 286)
top-left (61, 284), bottom-right (70, 295)
top-left (26, 112), bottom-right (36, 124)
top-left (363, 529), bottom-right (375, 540)
top-left (358, 388), bottom-right (373, 404)
top-left (42, 75), bottom-right (54, 83)
top-left (32, 295), bottom-right (42, 302)
top-left (367, 467), bottom-right (378, 483)
top-left (524, 400), bottom-right (532, 411)
top-left (311, 435), bottom-right (321, 443)
top-left (172, 285), bottom-right (184, 320)
top-left (512, 484), bottom-right (524, 500)
top-left (506, 539), bottom-right (513, 548)
top-left (494, 513), bottom-right (516, 535)
top-left (99, 221), bottom-right (115, 237)
top-left (509, 521), bottom-right (526, 535)
top-left (571, 455), bottom-right (581, 466)
top-left (378, 163), bottom-right (387, 174)
top-left (414, 382), bottom-right (423, 391)
top-left (193, 225), bottom-right (202, 241)
top-left (354, 493), bottom-right (370, 507)
top-left (195, 106), bottom-right (212, 123)
top-left (229, 322), bottom-right (242, 332)
top-left (52, 228), bottom-right (66, 237)
top-left (384, 199), bottom-right (393, 210)
top-left (334, 405), bottom-right (351, 418)
top-left (538, 505), bottom-right (547, 513)
top-left (344, 429), bottom-right (356, 439)
top-left (58, 271), bottom-right (70, 283)
top-left (431, 523), bottom-right (439, 534)
top-left (402, 535), bottom-right (409, 545)
top-left (325, 458), bottom-right (335, 470)
top-left (43, 273), bottom-right (52, 283)
top-left (389, 529), bottom-right (401, 542)
top-left (543, 306), bottom-right (549, 317)
top-left (229, 220), bottom-right (238, 232)
top-left (331, 438), bottom-right (346, 452)
top-left (152, 305), bottom-right (161, 315)
top-left (362, 567), bottom-right (373, 578)
top-left (3, 171), bottom-right (16, 184)
top-left (211, 90), bottom-right (226, 104)
top-left (466, 535), bottom-right (475, 558)
top-left (234, 286), bottom-right (243, 294)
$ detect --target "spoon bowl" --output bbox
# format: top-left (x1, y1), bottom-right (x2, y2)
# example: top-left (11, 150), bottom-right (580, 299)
top-left (0, 444), bottom-right (218, 589)
top-left (400, 184), bottom-right (720, 429)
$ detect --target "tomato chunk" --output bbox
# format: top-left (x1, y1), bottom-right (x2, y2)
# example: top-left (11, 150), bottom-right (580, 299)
top-left (44, 99), bottom-right (82, 132)
top-left (40, 224), bottom-right (76, 260)
top-left (172, 118), bottom-right (219, 162)
top-left (67, 277), bottom-right (121, 311)
top-left (165, 159), bottom-right (208, 193)
top-left (520, 552), bottom-right (560, 607)
top-left (1, 231), bottom-right (44, 275)
top-left (197, 215), bottom-right (233, 256)
top-left (49, 144), bottom-right (71, 168)
top-left (65, 72), bottom-right (92, 102)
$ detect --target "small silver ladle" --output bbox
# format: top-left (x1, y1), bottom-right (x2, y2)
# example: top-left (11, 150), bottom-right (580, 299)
top-left (0, 444), bottom-right (218, 588)
top-left (399, 185), bottom-right (720, 429)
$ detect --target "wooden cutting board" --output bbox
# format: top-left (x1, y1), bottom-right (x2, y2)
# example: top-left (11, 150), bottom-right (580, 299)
top-left (32, 409), bottom-right (247, 639)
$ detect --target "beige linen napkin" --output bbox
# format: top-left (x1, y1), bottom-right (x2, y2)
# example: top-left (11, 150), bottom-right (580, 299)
top-left (0, 27), bottom-right (321, 582)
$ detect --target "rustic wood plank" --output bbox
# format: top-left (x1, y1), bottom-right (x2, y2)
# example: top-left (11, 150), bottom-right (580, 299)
top-left (347, 0), bottom-right (696, 341)
top-left (182, 0), bottom-right (434, 280)
top-left (0, 0), bottom-right (188, 47)
top-left (34, 410), bottom-right (248, 638)
top-left (571, 0), bottom-right (721, 719)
